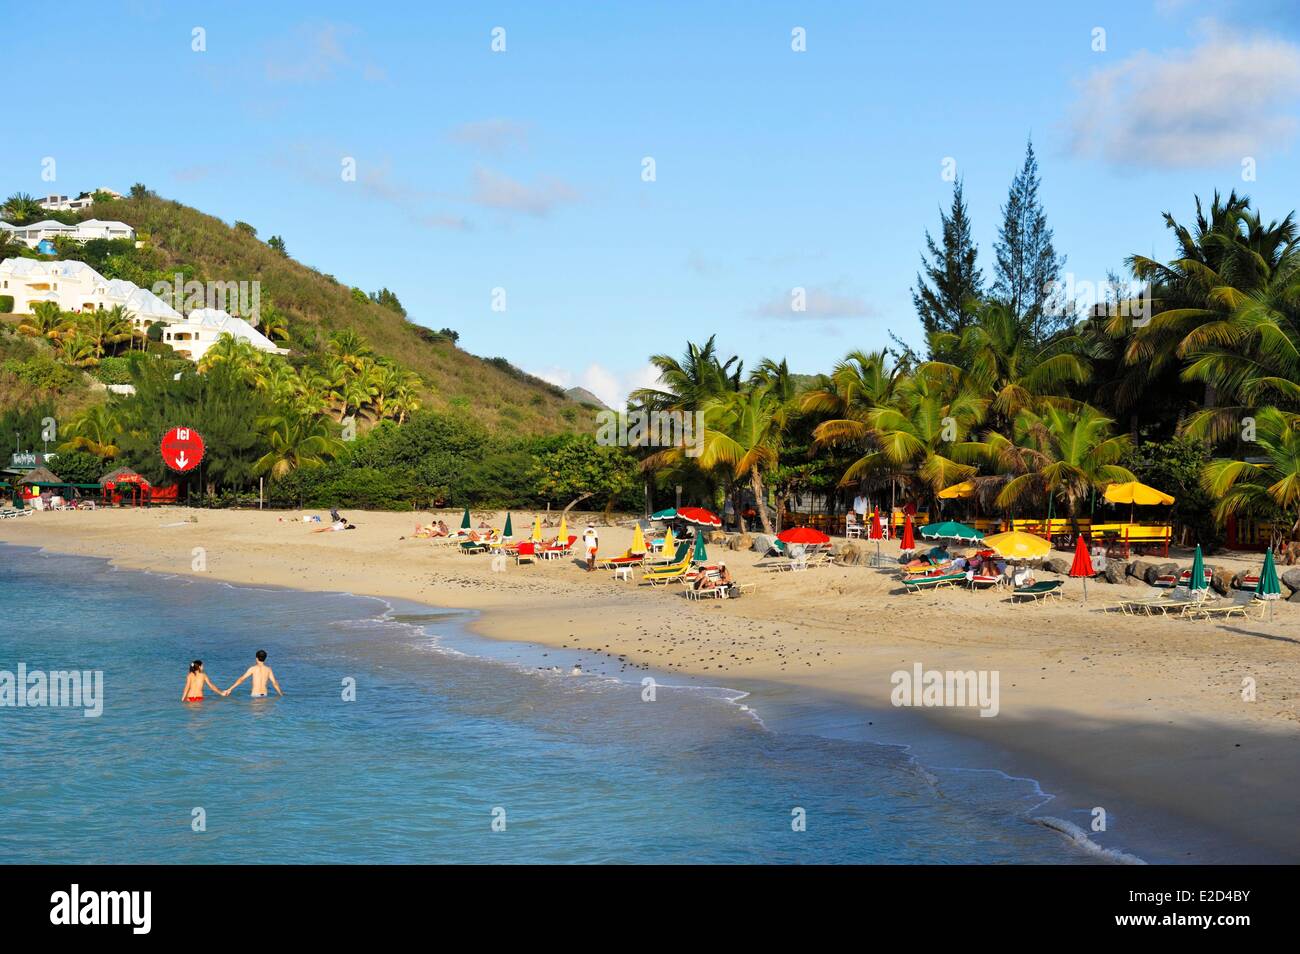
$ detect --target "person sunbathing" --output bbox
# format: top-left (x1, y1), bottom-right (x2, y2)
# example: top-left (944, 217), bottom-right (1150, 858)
top-left (431, 520), bottom-right (450, 537)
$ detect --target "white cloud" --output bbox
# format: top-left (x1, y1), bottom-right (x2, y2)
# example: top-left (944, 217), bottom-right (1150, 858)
top-left (469, 166), bottom-right (580, 218)
top-left (1068, 28), bottom-right (1300, 168)
top-left (448, 119), bottom-right (530, 155)
top-left (752, 285), bottom-right (873, 320)
top-left (531, 362), bottom-right (657, 409)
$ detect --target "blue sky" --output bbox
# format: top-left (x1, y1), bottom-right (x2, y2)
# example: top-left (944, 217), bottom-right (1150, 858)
top-left (6, 0), bottom-right (1300, 405)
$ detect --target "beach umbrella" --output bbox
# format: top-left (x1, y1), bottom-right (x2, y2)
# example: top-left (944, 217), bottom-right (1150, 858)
top-left (919, 520), bottom-right (982, 543)
top-left (503, 513), bottom-right (514, 541)
top-left (630, 524), bottom-right (646, 554)
top-left (1069, 534), bottom-right (1094, 602)
top-left (691, 531), bottom-right (708, 563)
top-left (1103, 480), bottom-right (1175, 524)
top-left (677, 506), bottom-right (721, 528)
top-left (651, 507), bottom-right (677, 521)
top-left (937, 480), bottom-right (978, 499)
top-left (777, 526), bottom-right (831, 545)
top-left (460, 506), bottom-right (471, 531)
top-left (557, 515), bottom-right (568, 544)
top-left (530, 516), bottom-right (543, 543)
top-left (982, 530), bottom-right (1051, 561)
top-left (1257, 546), bottom-right (1281, 621)
top-left (662, 525), bottom-right (676, 556)
top-left (900, 512), bottom-right (915, 551)
top-left (868, 507), bottom-right (884, 566)
top-left (1188, 544), bottom-right (1207, 593)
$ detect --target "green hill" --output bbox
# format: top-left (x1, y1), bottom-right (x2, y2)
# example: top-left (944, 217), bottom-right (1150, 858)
top-left (5, 191), bottom-right (589, 436)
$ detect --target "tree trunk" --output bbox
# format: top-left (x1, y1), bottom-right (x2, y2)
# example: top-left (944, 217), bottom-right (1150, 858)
top-left (562, 492), bottom-right (594, 514)
top-left (750, 469), bottom-right (774, 535)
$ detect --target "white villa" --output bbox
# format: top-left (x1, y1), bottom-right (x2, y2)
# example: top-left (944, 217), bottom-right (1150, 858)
top-left (0, 218), bottom-right (136, 248)
top-left (39, 188), bottom-right (125, 212)
top-left (0, 258), bottom-right (286, 363)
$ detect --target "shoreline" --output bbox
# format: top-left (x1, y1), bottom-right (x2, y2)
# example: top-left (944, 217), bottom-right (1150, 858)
top-left (3, 508), bottom-right (1298, 863)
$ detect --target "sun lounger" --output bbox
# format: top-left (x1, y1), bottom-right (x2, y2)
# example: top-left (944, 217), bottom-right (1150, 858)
top-left (641, 558), bottom-right (691, 585)
top-left (1182, 596), bottom-right (1265, 621)
top-left (967, 573), bottom-right (1002, 590)
top-left (458, 540), bottom-right (490, 555)
top-left (515, 542), bottom-right (537, 565)
top-left (903, 572), bottom-right (966, 593)
top-left (1010, 580), bottom-right (1064, 603)
top-left (596, 550), bottom-right (646, 569)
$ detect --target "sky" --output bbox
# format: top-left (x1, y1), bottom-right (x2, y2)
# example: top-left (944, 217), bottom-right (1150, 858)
top-left (5, 0), bottom-right (1300, 406)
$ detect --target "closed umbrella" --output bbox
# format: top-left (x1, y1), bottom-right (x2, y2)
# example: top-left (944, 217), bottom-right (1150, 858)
top-left (662, 526), bottom-right (676, 557)
top-left (900, 512), bottom-right (915, 552)
top-left (557, 515), bottom-right (568, 546)
top-left (1257, 546), bottom-right (1281, 622)
top-left (530, 516), bottom-right (543, 543)
top-left (691, 531), bottom-right (708, 563)
top-left (869, 507), bottom-right (883, 566)
top-left (1189, 544), bottom-right (1207, 593)
top-left (1069, 534), bottom-right (1094, 602)
top-left (503, 513), bottom-right (514, 541)
top-left (630, 524), bottom-right (647, 554)
top-left (460, 506), bottom-right (471, 531)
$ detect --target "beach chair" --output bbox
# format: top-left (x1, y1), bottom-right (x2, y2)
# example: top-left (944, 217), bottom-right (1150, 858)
top-left (1183, 595), bottom-right (1265, 621)
top-left (967, 572), bottom-right (1002, 591)
top-left (458, 539), bottom-right (491, 555)
top-left (515, 542), bottom-right (537, 565)
top-left (650, 541), bottom-right (691, 567)
top-left (597, 549), bottom-right (646, 570)
top-left (902, 572), bottom-right (966, 593)
top-left (1010, 580), bottom-right (1064, 603)
top-left (641, 555), bottom-right (692, 586)
top-left (1140, 589), bottom-right (1213, 616)
top-left (541, 535), bottom-right (577, 560)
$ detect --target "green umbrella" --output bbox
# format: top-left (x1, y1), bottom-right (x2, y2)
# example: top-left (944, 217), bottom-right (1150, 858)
top-left (460, 506), bottom-right (471, 530)
top-left (1257, 546), bottom-right (1281, 621)
top-left (691, 531), bottom-right (708, 563)
top-left (1188, 543), bottom-right (1207, 592)
top-left (918, 520), bottom-right (983, 542)
top-left (652, 508), bottom-right (677, 520)
top-left (503, 513), bottom-right (514, 540)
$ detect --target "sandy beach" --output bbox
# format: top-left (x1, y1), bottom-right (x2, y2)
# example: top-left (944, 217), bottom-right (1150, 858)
top-left (4, 506), bottom-right (1298, 863)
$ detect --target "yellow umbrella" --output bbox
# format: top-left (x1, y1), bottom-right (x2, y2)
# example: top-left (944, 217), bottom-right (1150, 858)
top-left (982, 530), bottom-right (1051, 561)
top-left (1103, 481), bottom-right (1174, 506)
top-left (662, 526), bottom-right (676, 556)
top-left (1104, 480), bottom-right (1175, 524)
top-left (630, 524), bottom-right (646, 554)
top-left (557, 515), bottom-right (568, 544)
top-left (938, 480), bottom-right (977, 499)
top-left (530, 516), bottom-right (543, 543)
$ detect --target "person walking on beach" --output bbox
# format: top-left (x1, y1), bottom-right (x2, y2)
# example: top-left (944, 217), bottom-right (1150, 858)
top-left (181, 660), bottom-right (228, 702)
top-left (583, 525), bottom-right (599, 571)
top-left (225, 650), bottom-right (283, 698)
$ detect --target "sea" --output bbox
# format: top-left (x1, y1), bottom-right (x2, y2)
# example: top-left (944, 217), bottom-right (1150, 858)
top-left (0, 542), bottom-right (1123, 864)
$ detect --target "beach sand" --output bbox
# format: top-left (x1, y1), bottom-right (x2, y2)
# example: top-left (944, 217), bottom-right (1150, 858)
top-left (4, 506), bottom-right (1298, 862)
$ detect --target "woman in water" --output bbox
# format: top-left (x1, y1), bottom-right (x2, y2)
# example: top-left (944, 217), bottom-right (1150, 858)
top-left (181, 660), bottom-right (228, 703)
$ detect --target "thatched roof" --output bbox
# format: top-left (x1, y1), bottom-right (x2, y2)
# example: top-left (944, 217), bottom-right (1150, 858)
top-left (100, 466), bottom-right (146, 486)
top-left (17, 466), bottom-right (61, 485)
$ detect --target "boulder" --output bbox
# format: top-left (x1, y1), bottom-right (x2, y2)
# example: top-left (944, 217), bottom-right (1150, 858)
top-left (1146, 562), bottom-right (1179, 585)
top-left (835, 540), bottom-right (871, 565)
top-left (750, 534), bottom-right (775, 555)
top-left (1102, 561), bottom-right (1129, 585)
top-left (1281, 568), bottom-right (1300, 595)
top-left (1211, 566), bottom-right (1235, 596)
top-left (1288, 589), bottom-right (1300, 604)
top-left (1128, 560), bottom-right (1157, 581)
top-left (1043, 557), bottom-right (1071, 575)
top-left (707, 530), bottom-right (728, 545)
top-left (728, 533), bottom-right (753, 551)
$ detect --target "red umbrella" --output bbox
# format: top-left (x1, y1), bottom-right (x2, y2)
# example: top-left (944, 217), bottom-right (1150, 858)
top-left (901, 512), bottom-right (915, 551)
top-left (1069, 534), bottom-right (1094, 602)
top-left (868, 508), bottom-right (883, 540)
top-left (777, 526), bottom-right (830, 545)
top-left (676, 506), bottom-right (721, 527)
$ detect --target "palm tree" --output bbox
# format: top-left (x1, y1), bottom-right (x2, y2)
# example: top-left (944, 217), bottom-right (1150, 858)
top-left (18, 301), bottom-right (68, 341)
top-left (57, 331), bottom-right (99, 368)
top-left (939, 301), bottom-right (1091, 421)
top-left (630, 335), bottom-right (743, 410)
top-left (697, 384), bottom-right (788, 534)
top-left (328, 329), bottom-right (372, 370)
top-left (1201, 406), bottom-right (1300, 545)
top-left (58, 404), bottom-right (121, 459)
top-left (800, 349), bottom-right (907, 424)
top-left (254, 413), bottom-right (345, 480)
top-left (992, 404), bottom-right (1134, 521)
top-left (80, 306), bottom-right (133, 359)
top-left (198, 333), bottom-right (262, 380)
top-left (2, 192), bottom-right (42, 224)
top-left (258, 303), bottom-right (291, 343)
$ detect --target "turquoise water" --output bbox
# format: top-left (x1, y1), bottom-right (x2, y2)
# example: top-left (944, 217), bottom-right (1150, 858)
top-left (0, 544), bottom-right (1088, 864)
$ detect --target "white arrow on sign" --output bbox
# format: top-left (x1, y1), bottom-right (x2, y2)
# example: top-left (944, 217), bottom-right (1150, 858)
top-left (175, 452), bottom-right (190, 470)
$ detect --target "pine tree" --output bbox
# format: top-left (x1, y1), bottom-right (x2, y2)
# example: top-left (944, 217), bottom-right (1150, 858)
top-left (912, 179), bottom-right (983, 358)
top-left (992, 139), bottom-right (1066, 341)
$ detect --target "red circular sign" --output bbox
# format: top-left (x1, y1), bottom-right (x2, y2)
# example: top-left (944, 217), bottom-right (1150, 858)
top-left (161, 426), bottom-right (206, 472)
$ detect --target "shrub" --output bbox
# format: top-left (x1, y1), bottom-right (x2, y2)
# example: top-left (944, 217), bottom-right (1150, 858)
top-left (0, 295), bottom-right (12, 313)
top-left (94, 356), bottom-right (133, 385)
top-left (2, 355), bottom-right (79, 391)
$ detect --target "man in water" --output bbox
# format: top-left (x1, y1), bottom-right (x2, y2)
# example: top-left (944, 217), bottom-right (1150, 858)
top-left (226, 650), bottom-right (283, 698)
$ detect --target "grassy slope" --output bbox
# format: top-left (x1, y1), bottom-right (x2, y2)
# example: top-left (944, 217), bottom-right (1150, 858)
top-left (73, 195), bottom-right (591, 436)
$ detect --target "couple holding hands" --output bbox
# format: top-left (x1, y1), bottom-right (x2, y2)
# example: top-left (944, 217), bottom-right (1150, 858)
top-left (182, 650), bottom-right (283, 702)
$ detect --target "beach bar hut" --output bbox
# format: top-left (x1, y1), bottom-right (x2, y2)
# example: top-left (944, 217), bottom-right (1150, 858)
top-left (16, 466), bottom-right (62, 506)
top-left (100, 466), bottom-right (151, 507)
